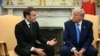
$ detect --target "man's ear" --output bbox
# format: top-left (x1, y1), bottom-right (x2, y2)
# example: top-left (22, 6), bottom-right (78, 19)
top-left (26, 15), bottom-right (29, 19)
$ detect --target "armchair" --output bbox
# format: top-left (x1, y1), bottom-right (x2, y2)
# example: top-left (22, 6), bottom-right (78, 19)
top-left (0, 15), bottom-right (36, 56)
top-left (72, 14), bottom-right (99, 56)
top-left (84, 14), bottom-right (100, 56)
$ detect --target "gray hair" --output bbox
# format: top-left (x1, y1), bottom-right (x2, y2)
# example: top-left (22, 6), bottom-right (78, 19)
top-left (72, 8), bottom-right (85, 18)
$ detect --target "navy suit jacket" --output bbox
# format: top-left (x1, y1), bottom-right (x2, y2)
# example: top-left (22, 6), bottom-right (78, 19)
top-left (63, 19), bottom-right (93, 50)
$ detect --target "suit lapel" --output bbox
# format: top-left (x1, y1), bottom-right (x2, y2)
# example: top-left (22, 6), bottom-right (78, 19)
top-left (80, 20), bottom-right (86, 42)
top-left (71, 21), bottom-right (77, 43)
top-left (22, 20), bottom-right (33, 37)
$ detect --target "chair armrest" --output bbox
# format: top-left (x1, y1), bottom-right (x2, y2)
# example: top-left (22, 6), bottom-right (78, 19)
top-left (96, 39), bottom-right (100, 56)
top-left (0, 41), bottom-right (9, 56)
top-left (0, 41), bottom-right (5, 44)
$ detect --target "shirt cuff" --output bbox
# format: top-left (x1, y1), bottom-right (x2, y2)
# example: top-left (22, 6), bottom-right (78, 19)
top-left (30, 47), bottom-right (35, 51)
top-left (81, 48), bottom-right (86, 52)
top-left (47, 41), bottom-right (50, 45)
top-left (71, 47), bottom-right (76, 52)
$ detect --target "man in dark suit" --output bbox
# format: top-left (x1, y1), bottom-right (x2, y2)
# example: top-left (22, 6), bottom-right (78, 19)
top-left (60, 8), bottom-right (98, 56)
top-left (14, 7), bottom-right (57, 56)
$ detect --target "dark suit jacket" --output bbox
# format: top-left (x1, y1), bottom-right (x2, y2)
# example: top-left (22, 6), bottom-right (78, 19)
top-left (14, 20), bottom-right (47, 50)
top-left (64, 19), bottom-right (93, 50)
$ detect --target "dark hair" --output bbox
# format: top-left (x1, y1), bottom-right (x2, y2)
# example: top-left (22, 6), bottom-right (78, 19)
top-left (23, 7), bottom-right (37, 18)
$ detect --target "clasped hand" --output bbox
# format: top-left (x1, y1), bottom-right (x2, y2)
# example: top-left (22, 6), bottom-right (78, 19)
top-left (73, 49), bottom-right (85, 56)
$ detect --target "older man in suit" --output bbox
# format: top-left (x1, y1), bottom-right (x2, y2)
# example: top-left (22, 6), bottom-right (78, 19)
top-left (60, 8), bottom-right (98, 56)
top-left (14, 7), bottom-right (57, 56)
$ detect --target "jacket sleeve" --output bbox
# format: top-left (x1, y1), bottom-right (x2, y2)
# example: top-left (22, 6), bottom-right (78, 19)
top-left (15, 24), bottom-right (33, 49)
top-left (63, 23), bottom-right (75, 50)
top-left (82, 23), bottom-right (93, 50)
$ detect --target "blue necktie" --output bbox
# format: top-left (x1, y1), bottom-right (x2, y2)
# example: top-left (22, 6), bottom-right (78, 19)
top-left (76, 23), bottom-right (80, 44)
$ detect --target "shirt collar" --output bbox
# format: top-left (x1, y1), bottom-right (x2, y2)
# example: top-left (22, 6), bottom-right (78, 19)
top-left (25, 19), bottom-right (30, 25)
top-left (75, 20), bottom-right (82, 25)
top-left (78, 20), bottom-right (82, 25)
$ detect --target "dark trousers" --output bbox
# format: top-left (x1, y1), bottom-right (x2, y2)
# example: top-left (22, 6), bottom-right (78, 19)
top-left (14, 44), bottom-right (54, 56)
top-left (60, 44), bottom-right (98, 56)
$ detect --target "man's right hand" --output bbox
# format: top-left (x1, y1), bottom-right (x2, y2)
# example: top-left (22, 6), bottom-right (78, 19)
top-left (73, 49), bottom-right (79, 56)
top-left (33, 48), bottom-right (46, 56)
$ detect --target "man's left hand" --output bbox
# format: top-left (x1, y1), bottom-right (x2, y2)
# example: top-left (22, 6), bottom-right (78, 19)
top-left (48, 38), bottom-right (57, 46)
top-left (78, 49), bottom-right (85, 56)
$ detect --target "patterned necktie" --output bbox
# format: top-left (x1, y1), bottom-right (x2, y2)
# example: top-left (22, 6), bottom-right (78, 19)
top-left (76, 23), bottom-right (80, 44)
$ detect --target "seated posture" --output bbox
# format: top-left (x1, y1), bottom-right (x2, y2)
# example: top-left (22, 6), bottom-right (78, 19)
top-left (60, 8), bottom-right (98, 56)
top-left (14, 7), bottom-right (57, 56)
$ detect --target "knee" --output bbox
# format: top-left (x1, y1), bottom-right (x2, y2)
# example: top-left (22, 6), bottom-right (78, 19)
top-left (86, 47), bottom-right (98, 55)
top-left (15, 50), bottom-right (31, 56)
top-left (14, 46), bottom-right (31, 56)
top-left (60, 46), bottom-right (70, 54)
top-left (90, 48), bottom-right (98, 54)
top-left (60, 47), bottom-right (67, 52)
